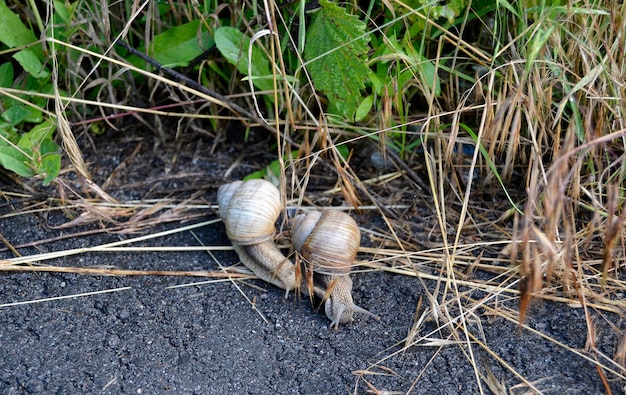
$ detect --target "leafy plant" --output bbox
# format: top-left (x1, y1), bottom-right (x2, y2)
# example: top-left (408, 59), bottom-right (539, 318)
top-left (214, 26), bottom-right (275, 92)
top-left (148, 20), bottom-right (214, 68)
top-left (303, 0), bottom-right (371, 120)
top-left (0, 0), bottom-right (60, 185)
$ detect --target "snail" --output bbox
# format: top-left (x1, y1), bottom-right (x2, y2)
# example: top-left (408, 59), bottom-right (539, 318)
top-left (291, 210), bottom-right (379, 329)
top-left (217, 179), bottom-right (378, 328)
top-left (217, 179), bottom-right (298, 291)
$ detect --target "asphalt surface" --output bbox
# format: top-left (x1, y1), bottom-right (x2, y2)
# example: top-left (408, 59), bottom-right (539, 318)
top-left (1, 204), bottom-right (624, 394)
top-left (0, 132), bottom-right (624, 394)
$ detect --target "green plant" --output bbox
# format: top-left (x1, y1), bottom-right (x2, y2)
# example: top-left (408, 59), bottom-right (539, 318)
top-left (0, 0), bottom-right (60, 185)
top-left (302, 0), bottom-right (371, 121)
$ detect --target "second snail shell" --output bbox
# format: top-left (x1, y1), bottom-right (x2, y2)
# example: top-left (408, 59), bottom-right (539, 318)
top-left (291, 210), bottom-right (361, 276)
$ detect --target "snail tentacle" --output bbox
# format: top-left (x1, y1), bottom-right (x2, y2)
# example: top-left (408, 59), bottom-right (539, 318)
top-left (313, 274), bottom-right (380, 329)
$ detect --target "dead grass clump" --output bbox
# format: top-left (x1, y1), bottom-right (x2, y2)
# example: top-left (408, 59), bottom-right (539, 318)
top-left (486, 3), bottom-right (626, 317)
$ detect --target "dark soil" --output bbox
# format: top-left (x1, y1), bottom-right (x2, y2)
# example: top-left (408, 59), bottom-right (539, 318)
top-left (0, 130), bottom-right (624, 394)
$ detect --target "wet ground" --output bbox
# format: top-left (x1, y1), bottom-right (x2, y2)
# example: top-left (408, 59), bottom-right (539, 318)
top-left (0, 131), bottom-right (624, 394)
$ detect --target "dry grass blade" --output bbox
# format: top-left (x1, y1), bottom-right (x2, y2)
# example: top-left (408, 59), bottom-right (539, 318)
top-left (0, 262), bottom-right (254, 280)
top-left (0, 287), bottom-right (133, 308)
top-left (601, 185), bottom-right (625, 283)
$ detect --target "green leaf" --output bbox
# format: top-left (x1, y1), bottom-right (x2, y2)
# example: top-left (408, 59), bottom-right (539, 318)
top-left (2, 104), bottom-right (31, 125)
top-left (0, 121), bottom-right (17, 141)
top-left (425, 0), bottom-right (467, 23)
top-left (378, 36), bottom-right (440, 97)
top-left (402, 38), bottom-right (441, 97)
top-left (0, 62), bottom-right (13, 87)
top-left (214, 27), bottom-right (274, 91)
top-left (18, 120), bottom-right (56, 149)
top-left (13, 120), bottom-right (60, 184)
top-left (38, 138), bottom-right (61, 185)
top-left (243, 152), bottom-right (298, 181)
top-left (355, 95), bottom-right (374, 122)
top-left (53, 0), bottom-right (73, 23)
top-left (0, 145), bottom-right (34, 177)
top-left (303, 0), bottom-right (371, 120)
top-left (0, 0), bottom-right (43, 60)
top-left (149, 20), bottom-right (214, 68)
top-left (23, 106), bottom-right (43, 124)
top-left (13, 49), bottom-right (50, 78)
top-left (336, 144), bottom-right (350, 160)
top-left (0, 0), bottom-right (37, 47)
top-left (2, 101), bottom-right (42, 125)
top-left (243, 168), bottom-right (266, 181)
top-left (525, 25), bottom-right (555, 74)
top-left (368, 71), bottom-right (383, 95)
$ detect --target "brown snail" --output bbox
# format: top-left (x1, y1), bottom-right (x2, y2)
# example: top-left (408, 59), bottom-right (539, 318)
top-left (292, 210), bottom-right (379, 329)
top-left (217, 179), bottom-right (378, 328)
top-left (217, 179), bottom-right (298, 291)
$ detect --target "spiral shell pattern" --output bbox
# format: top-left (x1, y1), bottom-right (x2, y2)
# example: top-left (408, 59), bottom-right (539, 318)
top-left (217, 179), bottom-right (282, 245)
top-left (291, 210), bottom-right (360, 276)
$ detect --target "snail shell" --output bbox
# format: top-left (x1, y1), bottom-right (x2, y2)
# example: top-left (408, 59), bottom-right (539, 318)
top-left (292, 210), bottom-right (378, 328)
top-left (218, 179), bottom-right (282, 245)
top-left (291, 210), bottom-right (360, 276)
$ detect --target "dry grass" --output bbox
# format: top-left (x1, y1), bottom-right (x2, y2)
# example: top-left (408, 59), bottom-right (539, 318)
top-left (0, 0), bottom-right (625, 393)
